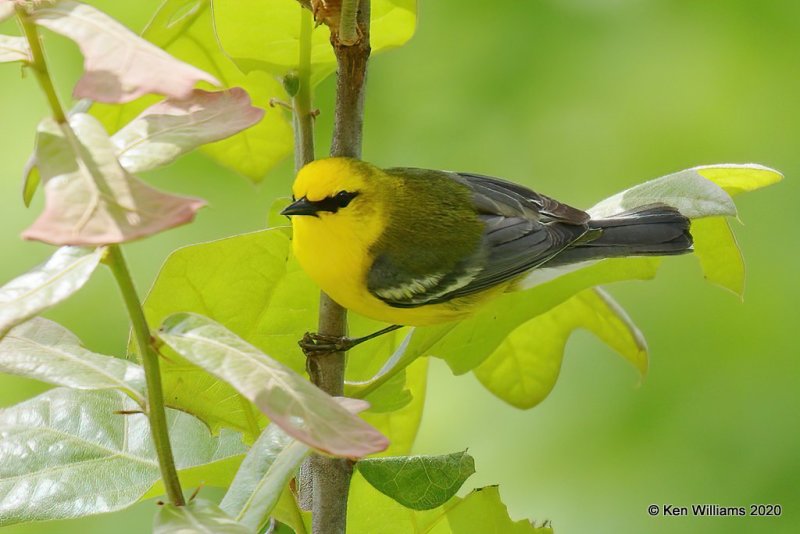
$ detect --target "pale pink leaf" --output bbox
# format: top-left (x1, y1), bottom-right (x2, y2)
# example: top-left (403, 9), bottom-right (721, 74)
top-left (22, 113), bottom-right (205, 246)
top-left (159, 313), bottom-right (389, 459)
top-left (0, 1), bottom-right (13, 23)
top-left (111, 88), bottom-right (265, 174)
top-left (0, 35), bottom-right (31, 63)
top-left (29, 1), bottom-right (219, 103)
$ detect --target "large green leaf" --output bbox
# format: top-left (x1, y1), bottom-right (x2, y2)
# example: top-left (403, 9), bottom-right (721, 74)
top-left (22, 114), bottom-right (205, 246)
top-left (0, 388), bottom-right (246, 525)
top-left (159, 312), bottom-right (388, 458)
top-left (432, 257), bottom-right (660, 376)
top-left (0, 246), bottom-right (104, 337)
top-left (93, 0), bottom-right (293, 181)
top-left (474, 288), bottom-right (646, 409)
top-left (142, 229), bottom-right (310, 439)
top-left (154, 500), bottom-right (251, 534)
top-left (220, 424), bottom-right (310, 532)
top-left (357, 451), bottom-right (475, 511)
top-left (213, 0), bottom-right (417, 84)
top-left (0, 317), bottom-right (146, 403)
top-left (347, 476), bottom-right (552, 534)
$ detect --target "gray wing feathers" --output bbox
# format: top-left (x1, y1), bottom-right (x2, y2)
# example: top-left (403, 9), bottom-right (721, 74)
top-left (367, 171), bottom-right (593, 308)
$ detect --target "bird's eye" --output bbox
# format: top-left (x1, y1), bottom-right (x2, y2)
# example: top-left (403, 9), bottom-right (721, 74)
top-left (334, 190), bottom-right (358, 208)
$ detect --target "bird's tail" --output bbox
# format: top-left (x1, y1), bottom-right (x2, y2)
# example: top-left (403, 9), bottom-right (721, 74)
top-left (547, 204), bottom-right (693, 266)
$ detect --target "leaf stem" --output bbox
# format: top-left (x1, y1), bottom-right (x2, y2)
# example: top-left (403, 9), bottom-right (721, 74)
top-left (16, 6), bottom-right (67, 124)
top-left (306, 2), bottom-right (371, 533)
top-left (106, 245), bottom-right (186, 507)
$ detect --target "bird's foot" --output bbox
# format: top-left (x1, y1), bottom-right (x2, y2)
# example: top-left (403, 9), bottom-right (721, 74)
top-left (299, 332), bottom-right (355, 356)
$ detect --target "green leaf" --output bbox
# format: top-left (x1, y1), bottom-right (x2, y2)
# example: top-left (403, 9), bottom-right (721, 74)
top-left (0, 246), bottom-right (104, 337)
top-left (22, 159), bottom-right (40, 208)
top-left (348, 475), bottom-right (552, 534)
top-left (0, 388), bottom-right (246, 525)
top-left (29, 0), bottom-right (219, 103)
top-left (0, 35), bottom-right (31, 63)
top-left (93, 0), bottom-right (293, 181)
top-left (213, 0), bottom-right (417, 84)
top-left (357, 451), bottom-right (475, 511)
top-left (142, 229), bottom-right (311, 438)
top-left (692, 217), bottom-right (745, 296)
top-left (695, 163), bottom-right (783, 196)
top-left (361, 358), bottom-right (429, 456)
top-left (0, 317), bottom-right (146, 403)
top-left (428, 486), bottom-right (553, 534)
top-left (474, 288), bottom-right (646, 409)
top-left (220, 424), bottom-right (310, 532)
top-left (271, 488), bottom-right (311, 534)
top-left (111, 88), bottom-right (264, 174)
top-left (158, 312), bottom-right (389, 458)
top-left (432, 257), bottom-right (660, 376)
top-left (154, 499), bottom-right (251, 534)
top-left (22, 114), bottom-right (205, 246)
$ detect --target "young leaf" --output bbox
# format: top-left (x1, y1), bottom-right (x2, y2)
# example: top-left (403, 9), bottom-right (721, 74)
top-left (474, 288), bottom-right (647, 409)
top-left (158, 312), bottom-right (389, 458)
top-left (0, 246), bottom-right (104, 336)
top-left (154, 499), bottom-right (251, 534)
top-left (0, 317), bottom-right (146, 403)
top-left (93, 0), bottom-right (293, 181)
top-left (213, 0), bottom-right (417, 85)
top-left (28, 0), bottom-right (219, 103)
top-left (111, 88), bottom-right (265, 174)
top-left (0, 35), bottom-right (31, 63)
top-left (357, 451), bottom-right (475, 511)
top-left (0, 388), bottom-right (246, 525)
top-left (221, 398), bottom-right (368, 531)
top-left (588, 167), bottom-right (736, 220)
top-left (0, 1), bottom-right (14, 23)
top-left (220, 424), bottom-right (311, 531)
top-left (22, 113), bottom-right (205, 246)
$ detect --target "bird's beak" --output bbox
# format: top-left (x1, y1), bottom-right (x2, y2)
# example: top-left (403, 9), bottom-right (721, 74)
top-left (281, 197), bottom-right (318, 217)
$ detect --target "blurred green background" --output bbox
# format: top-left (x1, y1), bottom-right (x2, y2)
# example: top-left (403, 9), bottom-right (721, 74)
top-left (1, 0), bottom-right (798, 532)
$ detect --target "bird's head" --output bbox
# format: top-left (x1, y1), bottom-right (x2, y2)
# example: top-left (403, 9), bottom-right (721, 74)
top-left (282, 157), bottom-right (390, 247)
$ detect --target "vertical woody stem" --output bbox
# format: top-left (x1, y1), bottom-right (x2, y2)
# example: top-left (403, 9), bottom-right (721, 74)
top-left (305, 1), bottom-right (371, 533)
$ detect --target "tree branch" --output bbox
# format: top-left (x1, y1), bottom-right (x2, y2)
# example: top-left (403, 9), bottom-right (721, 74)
top-left (306, 2), bottom-right (371, 532)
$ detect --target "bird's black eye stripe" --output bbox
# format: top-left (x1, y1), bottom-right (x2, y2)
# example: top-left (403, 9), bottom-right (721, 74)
top-left (334, 190), bottom-right (358, 208)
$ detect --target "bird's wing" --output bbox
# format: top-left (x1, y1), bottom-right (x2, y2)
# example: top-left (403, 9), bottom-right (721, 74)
top-left (367, 171), bottom-right (594, 308)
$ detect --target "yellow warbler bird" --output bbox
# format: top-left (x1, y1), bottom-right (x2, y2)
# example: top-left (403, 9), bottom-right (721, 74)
top-left (282, 158), bottom-right (691, 329)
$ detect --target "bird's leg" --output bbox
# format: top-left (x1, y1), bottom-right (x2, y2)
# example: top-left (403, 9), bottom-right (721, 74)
top-left (299, 324), bottom-right (403, 356)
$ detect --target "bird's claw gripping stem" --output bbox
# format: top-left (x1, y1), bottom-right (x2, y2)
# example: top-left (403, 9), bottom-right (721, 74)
top-left (299, 332), bottom-right (355, 356)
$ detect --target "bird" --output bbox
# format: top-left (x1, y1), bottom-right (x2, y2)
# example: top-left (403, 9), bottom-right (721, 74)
top-left (282, 157), bottom-right (692, 330)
